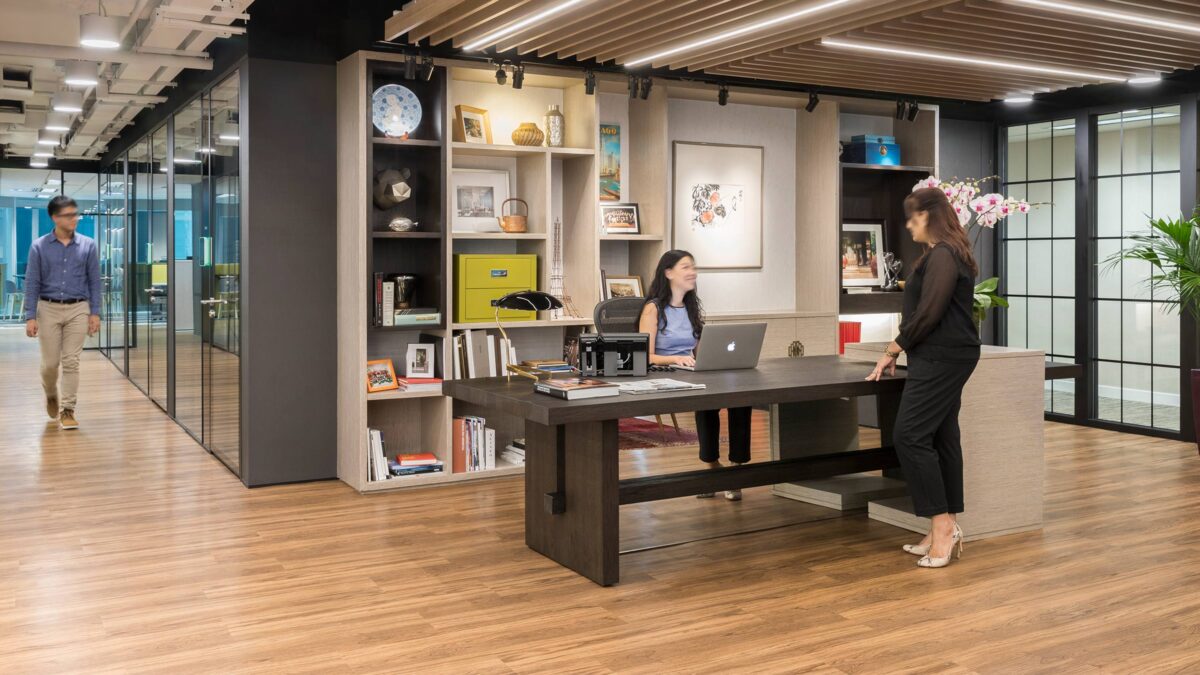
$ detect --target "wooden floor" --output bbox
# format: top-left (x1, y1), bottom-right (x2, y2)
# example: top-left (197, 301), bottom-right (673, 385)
top-left (2, 327), bottom-right (1200, 673)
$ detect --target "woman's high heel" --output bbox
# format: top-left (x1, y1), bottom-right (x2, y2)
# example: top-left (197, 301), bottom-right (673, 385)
top-left (902, 542), bottom-right (930, 556)
top-left (917, 523), bottom-right (963, 568)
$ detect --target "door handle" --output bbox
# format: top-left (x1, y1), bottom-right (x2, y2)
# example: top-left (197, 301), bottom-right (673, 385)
top-left (200, 298), bottom-right (227, 305)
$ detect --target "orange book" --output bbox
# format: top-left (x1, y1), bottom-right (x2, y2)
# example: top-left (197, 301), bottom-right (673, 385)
top-left (452, 418), bottom-right (466, 473)
top-left (396, 453), bottom-right (438, 466)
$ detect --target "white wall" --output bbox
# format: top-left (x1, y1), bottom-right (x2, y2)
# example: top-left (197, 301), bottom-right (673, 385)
top-left (667, 98), bottom-right (797, 313)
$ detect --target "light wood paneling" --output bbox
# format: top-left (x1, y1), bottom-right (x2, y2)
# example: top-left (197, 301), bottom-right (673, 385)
top-left (794, 99), bottom-right (840, 316)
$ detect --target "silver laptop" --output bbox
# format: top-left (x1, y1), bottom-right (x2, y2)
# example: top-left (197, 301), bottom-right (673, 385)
top-left (675, 322), bottom-right (767, 371)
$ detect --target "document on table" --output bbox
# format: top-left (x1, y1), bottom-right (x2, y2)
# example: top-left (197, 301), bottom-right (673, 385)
top-left (617, 379), bottom-right (707, 395)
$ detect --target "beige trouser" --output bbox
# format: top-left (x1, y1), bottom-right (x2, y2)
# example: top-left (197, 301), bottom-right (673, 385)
top-left (37, 300), bottom-right (90, 412)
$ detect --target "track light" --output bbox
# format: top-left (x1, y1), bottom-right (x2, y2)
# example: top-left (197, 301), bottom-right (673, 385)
top-left (584, 69), bottom-right (595, 95)
top-left (639, 77), bottom-right (651, 100)
top-left (53, 91), bottom-right (84, 113)
top-left (896, 99), bottom-right (906, 120)
top-left (79, 13), bottom-right (121, 49)
top-left (495, 64), bottom-right (507, 86)
top-left (419, 56), bottom-right (434, 81)
top-left (64, 60), bottom-right (99, 86)
top-left (805, 91), bottom-right (819, 112)
top-left (628, 74), bottom-right (638, 99)
top-left (512, 64), bottom-right (524, 90)
top-left (45, 112), bottom-right (72, 131)
top-left (718, 84), bottom-right (728, 106)
top-left (405, 54), bottom-right (417, 80)
top-left (906, 101), bottom-right (920, 122)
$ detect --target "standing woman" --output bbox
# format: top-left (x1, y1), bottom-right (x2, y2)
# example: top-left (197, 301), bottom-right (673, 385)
top-left (866, 187), bottom-right (981, 568)
top-left (639, 250), bottom-right (752, 501)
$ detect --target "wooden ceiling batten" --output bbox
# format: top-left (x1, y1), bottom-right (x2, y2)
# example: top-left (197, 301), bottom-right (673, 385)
top-left (383, 0), bottom-right (1200, 101)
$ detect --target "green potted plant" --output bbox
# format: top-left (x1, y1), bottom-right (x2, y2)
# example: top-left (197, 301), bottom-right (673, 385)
top-left (1104, 210), bottom-right (1200, 448)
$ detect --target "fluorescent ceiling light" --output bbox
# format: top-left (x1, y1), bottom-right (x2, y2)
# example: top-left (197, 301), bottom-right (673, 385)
top-left (463, 0), bottom-right (587, 51)
top-left (37, 130), bottom-right (60, 146)
top-left (1053, 111), bottom-right (1179, 131)
top-left (820, 38), bottom-right (1125, 82)
top-left (30, 158), bottom-right (48, 168)
top-left (197, 146), bottom-right (215, 153)
top-left (45, 112), bottom-right (73, 131)
top-left (52, 91), bottom-right (84, 112)
top-left (627, 0), bottom-right (855, 67)
top-left (64, 60), bottom-right (99, 86)
top-left (173, 157), bottom-right (201, 164)
top-left (1127, 75), bottom-right (1161, 85)
top-left (1004, 96), bottom-right (1033, 104)
top-left (80, 13), bottom-right (122, 49)
top-left (1009, 0), bottom-right (1200, 35)
top-left (33, 150), bottom-right (54, 157)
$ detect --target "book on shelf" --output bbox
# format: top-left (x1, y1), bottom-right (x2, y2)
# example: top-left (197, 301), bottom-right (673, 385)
top-left (453, 416), bottom-right (497, 472)
top-left (388, 461), bottom-right (444, 477)
top-left (368, 428), bottom-right (389, 481)
top-left (373, 274), bottom-right (383, 326)
top-left (534, 378), bottom-right (620, 400)
top-left (485, 334), bottom-right (498, 377)
top-left (469, 330), bottom-right (492, 377)
top-left (393, 309), bottom-right (440, 326)
top-left (462, 331), bottom-right (478, 378)
top-left (616, 379), bottom-right (707, 395)
top-left (381, 281), bottom-right (395, 326)
top-left (397, 377), bottom-right (442, 393)
top-left (396, 452), bottom-right (438, 466)
top-left (501, 445), bottom-right (525, 466)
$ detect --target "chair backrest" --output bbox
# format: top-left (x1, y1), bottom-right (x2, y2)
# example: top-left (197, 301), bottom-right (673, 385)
top-left (594, 296), bottom-right (645, 334)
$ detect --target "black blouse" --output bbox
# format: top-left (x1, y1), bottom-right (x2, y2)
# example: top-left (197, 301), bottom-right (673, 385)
top-left (895, 243), bottom-right (980, 359)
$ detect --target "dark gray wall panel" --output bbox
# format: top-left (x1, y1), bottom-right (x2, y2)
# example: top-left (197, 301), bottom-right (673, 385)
top-left (940, 117), bottom-right (998, 342)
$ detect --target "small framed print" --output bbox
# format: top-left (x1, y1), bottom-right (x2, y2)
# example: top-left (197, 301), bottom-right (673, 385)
top-left (366, 359), bottom-right (400, 393)
top-left (406, 344), bottom-right (435, 378)
top-left (454, 105), bottom-right (492, 144)
top-left (840, 220), bottom-right (886, 287)
top-left (603, 275), bottom-right (644, 300)
top-left (600, 202), bottom-right (640, 235)
top-left (452, 168), bottom-right (510, 233)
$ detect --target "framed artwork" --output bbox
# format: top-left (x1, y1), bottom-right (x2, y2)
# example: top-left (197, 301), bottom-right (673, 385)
top-left (599, 123), bottom-right (621, 201)
top-left (672, 141), bottom-right (764, 269)
top-left (454, 105), bottom-right (492, 144)
top-left (366, 359), bottom-right (399, 393)
top-left (840, 221), bottom-right (886, 287)
top-left (406, 344), bottom-right (435, 378)
top-left (451, 169), bottom-right (509, 232)
top-left (603, 275), bottom-right (643, 300)
top-left (600, 202), bottom-right (640, 235)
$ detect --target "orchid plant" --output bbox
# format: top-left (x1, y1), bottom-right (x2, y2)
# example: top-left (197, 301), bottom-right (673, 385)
top-left (911, 175), bottom-right (1034, 327)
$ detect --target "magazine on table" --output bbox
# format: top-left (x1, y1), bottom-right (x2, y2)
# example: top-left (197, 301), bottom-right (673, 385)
top-left (617, 379), bottom-right (707, 395)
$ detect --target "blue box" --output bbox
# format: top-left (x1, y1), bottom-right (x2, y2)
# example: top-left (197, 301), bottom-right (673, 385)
top-left (842, 141), bottom-right (901, 166)
top-left (850, 134), bottom-right (895, 145)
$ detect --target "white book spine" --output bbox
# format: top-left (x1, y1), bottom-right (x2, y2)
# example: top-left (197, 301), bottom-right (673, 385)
top-left (452, 335), bottom-right (463, 379)
top-left (381, 282), bottom-right (395, 327)
top-left (486, 427), bottom-right (496, 470)
top-left (499, 338), bottom-right (509, 375)
top-left (508, 341), bottom-right (517, 366)
top-left (463, 331), bottom-right (477, 379)
top-left (485, 334), bottom-right (497, 377)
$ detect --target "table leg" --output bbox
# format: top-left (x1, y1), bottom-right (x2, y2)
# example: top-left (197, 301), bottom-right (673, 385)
top-left (524, 419), bottom-right (620, 586)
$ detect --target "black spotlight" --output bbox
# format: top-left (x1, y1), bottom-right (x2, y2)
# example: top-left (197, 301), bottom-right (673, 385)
top-left (895, 99), bottom-right (906, 120)
top-left (512, 64), bottom-right (524, 89)
top-left (404, 53), bottom-right (416, 80)
top-left (805, 91), bottom-right (819, 112)
top-left (628, 74), bottom-right (638, 99)
top-left (718, 84), bottom-right (729, 106)
top-left (495, 64), bottom-right (507, 85)
top-left (639, 76), bottom-right (651, 100)
top-left (419, 56), bottom-right (435, 81)
top-left (584, 69), bottom-right (596, 95)
top-left (906, 100), bottom-right (920, 121)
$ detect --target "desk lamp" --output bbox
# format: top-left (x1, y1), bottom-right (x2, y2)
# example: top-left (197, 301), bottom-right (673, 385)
top-left (493, 290), bottom-right (563, 381)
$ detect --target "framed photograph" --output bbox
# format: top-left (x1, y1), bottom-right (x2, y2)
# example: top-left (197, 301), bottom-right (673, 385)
top-left (454, 105), bottom-right (492, 144)
top-left (599, 123), bottom-right (621, 201)
top-left (672, 141), bottom-right (764, 269)
top-left (451, 168), bottom-right (509, 232)
top-left (366, 359), bottom-right (399, 393)
top-left (603, 275), bottom-right (643, 300)
top-left (841, 221), bottom-right (886, 287)
top-left (600, 202), bottom-right (640, 235)
top-left (406, 344), bottom-right (435, 378)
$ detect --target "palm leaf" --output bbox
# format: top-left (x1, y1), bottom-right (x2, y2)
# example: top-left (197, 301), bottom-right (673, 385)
top-left (1102, 211), bottom-right (1200, 322)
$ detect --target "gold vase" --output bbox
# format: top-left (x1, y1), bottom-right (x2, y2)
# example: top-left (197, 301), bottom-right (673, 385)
top-left (511, 122), bottom-right (545, 146)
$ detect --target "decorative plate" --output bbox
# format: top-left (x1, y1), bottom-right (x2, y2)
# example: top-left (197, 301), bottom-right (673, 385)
top-left (371, 84), bottom-right (422, 137)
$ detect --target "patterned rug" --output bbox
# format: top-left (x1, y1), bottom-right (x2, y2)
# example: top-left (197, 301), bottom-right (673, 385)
top-left (618, 417), bottom-right (700, 450)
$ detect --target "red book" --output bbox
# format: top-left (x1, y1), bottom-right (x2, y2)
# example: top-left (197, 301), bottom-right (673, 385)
top-left (400, 377), bottom-right (442, 385)
top-left (452, 418), bottom-right (466, 473)
top-left (396, 453), bottom-right (439, 466)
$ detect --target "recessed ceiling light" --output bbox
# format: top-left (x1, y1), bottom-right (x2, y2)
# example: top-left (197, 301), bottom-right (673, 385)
top-left (33, 150), bottom-right (54, 157)
top-left (80, 13), bottom-right (122, 49)
top-left (1009, 0), bottom-right (1200, 35)
top-left (820, 38), bottom-right (1125, 82)
top-left (627, 0), bottom-right (854, 67)
top-left (37, 130), bottom-right (60, 146)
top-left (463, 0), bottom-right (587, 51)
top-left (1004, 96), bottom-right (1033, 104)
top-left (44, 112), bottom-right (73, 131)
top-left (1127, 75), bottom-right (1161, 85)
top-left (30, 158), bottom-right (48, 168)
top-left (52, 91), bottom-right (84, 113)
top-left (64, 60), bottom-right (99, 86)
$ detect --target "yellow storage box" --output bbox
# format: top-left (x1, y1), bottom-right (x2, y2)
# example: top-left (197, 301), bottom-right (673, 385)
top-left (454, 254), bottom-right (538, 323)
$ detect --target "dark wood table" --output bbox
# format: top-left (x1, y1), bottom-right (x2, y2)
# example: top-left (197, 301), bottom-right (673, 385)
top-left (443, 355), bottom-right (908, 586)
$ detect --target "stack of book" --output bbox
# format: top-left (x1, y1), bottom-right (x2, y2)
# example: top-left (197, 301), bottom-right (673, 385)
top-left (501, 438), bottom-right (525, 466)
top-left (453, 330), bottom-right (517, 378)
top-left (522, 359), bottom-right (575, 376)
top-left (397, 377), bottom-right (442, 393)
top-left (534, 378), bottom-right (620, 400)
top-left (616, 379), bottom-right (707, 395)
top-left (452, 416), bottom-right (496, 472)
top-left (374, 274), bottom-right (441, 327)
top-left (368, 428), bottom-right (389, 481)
top-left (388, 453), bottom-right (445, 477)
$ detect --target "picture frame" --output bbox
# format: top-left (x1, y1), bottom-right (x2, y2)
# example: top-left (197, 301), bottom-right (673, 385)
top-left (840, 220), bottom-right (886, 287)
top-left (599, 123), bottom-right (621, 201)
top-left (451, 168), bottom-right (510, 233)
top-left (603, 275), bottom-right (644, 300)
top-left (366, 359), bottom-right (400, 393)
top-left (671, 141), bottom-right (764, 269)
top-left (454, 105), bottom-right (492, 144)
top-left (600, 202), bottom-right (640, 235)
top-left (406, 344), bottom-right (435, 378)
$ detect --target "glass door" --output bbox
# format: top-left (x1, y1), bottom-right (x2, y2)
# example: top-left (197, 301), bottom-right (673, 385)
top-left (205, 72), bottom-right (241, 473)
top-left (128, 138), bottom-right (150, 393)
top-left (149, 126), bottom-right (169, 408)
top-left (174, 97), bottom-right (206, 439)
top-left (105, 159), bottom-right (127, 372)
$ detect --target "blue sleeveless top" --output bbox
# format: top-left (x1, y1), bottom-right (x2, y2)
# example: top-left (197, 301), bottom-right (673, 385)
top-left (654, 303), bottom-right (697, 356)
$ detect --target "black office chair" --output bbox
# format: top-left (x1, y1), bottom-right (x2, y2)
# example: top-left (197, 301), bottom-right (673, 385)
top-left (593, 296), bottom-right (681, 438)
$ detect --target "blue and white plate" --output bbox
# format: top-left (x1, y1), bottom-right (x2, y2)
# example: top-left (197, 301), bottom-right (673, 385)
top-left (371, 84), bottom-right (422, 137)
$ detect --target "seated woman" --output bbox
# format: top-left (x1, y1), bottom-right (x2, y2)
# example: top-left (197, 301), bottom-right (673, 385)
top-left (638, 249), bottom-right (752, 501)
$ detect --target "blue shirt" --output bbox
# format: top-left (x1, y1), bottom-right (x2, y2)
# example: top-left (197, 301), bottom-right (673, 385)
top-left (654, 304), bottom-right (697, 356)
top-left (24, 232), bottom-right (101, 320)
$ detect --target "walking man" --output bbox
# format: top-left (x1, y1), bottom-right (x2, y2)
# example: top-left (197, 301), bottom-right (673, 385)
top-left (24, 195), bottom-right (101, 430)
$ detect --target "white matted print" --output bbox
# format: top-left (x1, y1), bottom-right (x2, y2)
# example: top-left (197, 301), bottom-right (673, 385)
top-left (672, 141), bottom-right (763, 269)
top-left (452, 168), bottom-right (509, 233)
top-left (406, 344), bottom-right (435, 378)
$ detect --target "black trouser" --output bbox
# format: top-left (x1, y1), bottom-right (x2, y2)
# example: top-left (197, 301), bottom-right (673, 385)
top-left (695, 407), bottom-right (752, 464)
top-left (893, 354), bottom-right (978, 518)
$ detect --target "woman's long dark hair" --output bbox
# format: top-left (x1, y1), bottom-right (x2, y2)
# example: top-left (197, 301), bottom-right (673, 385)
top-left (643, 249), bottom-right (704, 339)
top-left (904, 187), bottom-right (979, 278)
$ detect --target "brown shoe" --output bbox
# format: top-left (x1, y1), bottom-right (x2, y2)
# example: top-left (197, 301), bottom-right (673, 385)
top-left (59, 410), bottom-right (79, 430)
top-left (47, 395), bottom-right (59, 420)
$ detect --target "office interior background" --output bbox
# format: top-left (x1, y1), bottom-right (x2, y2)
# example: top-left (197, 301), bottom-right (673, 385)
top-left (1, 0), bottom-right (1199, 671)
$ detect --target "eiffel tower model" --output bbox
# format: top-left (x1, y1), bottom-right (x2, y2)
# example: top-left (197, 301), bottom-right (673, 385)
top-left (549, 217), bottom-right (580, 319)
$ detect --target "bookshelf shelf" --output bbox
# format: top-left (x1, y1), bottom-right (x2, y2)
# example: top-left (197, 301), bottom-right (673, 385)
top-left (451, 231), bottom-right (547, 240)
top-left (450, 318), bottom-right (593, 330)
top-left (361, 463), bottom-right (523, 491)
top-left (450, 141), bottom-right (594, 158)
top-left (372, 230), bottom-right (442, 239)
top-left (367, 388), bottom-right (444, 401)
top-left (373, 137), bottom-right (442, 147)
top-left (600, 233), bottom-right (664, 242)
top-left (840, 162), bottom-right (935, 173)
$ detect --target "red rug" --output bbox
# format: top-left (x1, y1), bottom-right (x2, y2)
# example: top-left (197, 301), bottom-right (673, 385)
top-left (618, 417), bottom-right (699, 450)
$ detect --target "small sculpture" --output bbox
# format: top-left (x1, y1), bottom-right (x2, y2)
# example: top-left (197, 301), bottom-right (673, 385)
top-left (880, 252), bottom-right (903, 291)
top-left (373, 168), bottom-right (412, 210)
top-left (388, 217), bottom-right (419, 232)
